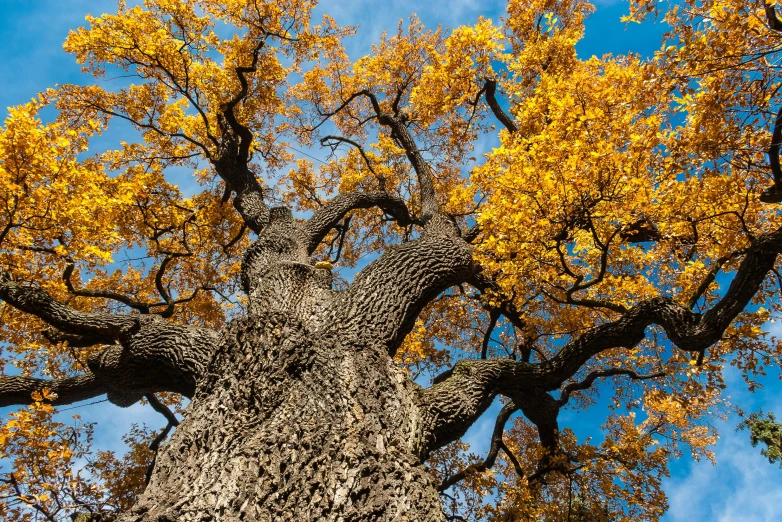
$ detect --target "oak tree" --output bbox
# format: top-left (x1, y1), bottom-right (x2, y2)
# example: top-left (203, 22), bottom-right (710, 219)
top-left (1, 0), bottom-right (782, 520)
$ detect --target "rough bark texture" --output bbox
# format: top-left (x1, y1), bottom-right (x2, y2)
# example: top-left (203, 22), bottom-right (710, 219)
top-left (122, 314), bottom-right (444, 522)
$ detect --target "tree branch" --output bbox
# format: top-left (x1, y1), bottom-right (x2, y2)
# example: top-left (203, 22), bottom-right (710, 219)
top-left (320, 135), bottom-right (382, 183)
top-left (304, 191), bottom-right (411, 254)
top-left (484, 79), bottom-right (518, 134)
top-left (557, 369), bottom-right (665, 406)
top-left (438, 402), bottom-right (518, 492)
top-left (761, 104), bottom-right (782, 202)
top-left (328, 90), bottom-right (440, 224)
top-left (143, 393), bottom-right (180, 484)
top-left (0, 272), bottom-right (218, 407)
top-left (0, 373), bottom-right (107, 408)
top-left (0, 272), bottom-right (138, 342)
top-left (336, 225), bottom-right (473, 357)
top-left (418, 226), bottom-right (782, 454)
top-left (63, 263), bottom-right (152, 314)
top-left (766, 3), bottom-right (782, 32)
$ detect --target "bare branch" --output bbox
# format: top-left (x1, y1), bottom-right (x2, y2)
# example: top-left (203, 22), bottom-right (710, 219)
top-left (63, 263), bottom-right (151, 314)
top-left (557, 369), bottom-right (665, 406)
top-left (438, 403), bottom-right (518, 491)
top-left (484, 79), bottom-right (518, 134)
top-left (481, 309), bottom-right (500, 359)
top-left (320, 135), bottom-right (381, 181)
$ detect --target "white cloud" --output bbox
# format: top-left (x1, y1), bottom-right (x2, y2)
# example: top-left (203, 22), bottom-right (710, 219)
top-left (664, 420), bottom-right (782, 522)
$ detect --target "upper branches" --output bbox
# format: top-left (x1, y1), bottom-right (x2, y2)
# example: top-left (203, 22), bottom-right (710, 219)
top-left (304, 191), bottom-right (411, 254)
top-left (314, 90), bottom-right (441, 225)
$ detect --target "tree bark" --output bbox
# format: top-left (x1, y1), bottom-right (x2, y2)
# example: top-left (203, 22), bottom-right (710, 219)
top-left (121, 312), bottom-right (445, 522)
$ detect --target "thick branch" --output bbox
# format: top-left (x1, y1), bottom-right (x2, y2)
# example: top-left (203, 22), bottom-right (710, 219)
top-left (0, 373), bottom-right (107, 407)
top-left (223, 39), bottom-right (265, 164)
top-left (304, 191), bottom-right (411, 254)
top-left (418, 227), bottom-right (782, 453)
top-left (0, 273), bottom-right (218, 407)
top-left (336, 221), bottom-right (473, 356)
top-left (0, 272), bottom-right (137, 342)
top-left (212, 41), bottom-right (271, 234)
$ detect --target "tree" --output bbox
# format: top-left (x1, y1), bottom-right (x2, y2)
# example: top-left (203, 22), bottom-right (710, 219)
top-left (1, 0), bottom-right (781, 519)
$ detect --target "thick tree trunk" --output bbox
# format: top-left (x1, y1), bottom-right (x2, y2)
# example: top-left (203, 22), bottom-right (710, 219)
top-left (121, 312), bottom-right (445, 522)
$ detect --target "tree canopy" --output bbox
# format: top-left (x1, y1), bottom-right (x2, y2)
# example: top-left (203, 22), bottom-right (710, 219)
top-left (1, 0), bottom-right (782, 520)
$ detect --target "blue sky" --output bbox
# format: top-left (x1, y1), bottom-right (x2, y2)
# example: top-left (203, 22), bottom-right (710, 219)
top-left (0, 1), bottom-right (781, 520)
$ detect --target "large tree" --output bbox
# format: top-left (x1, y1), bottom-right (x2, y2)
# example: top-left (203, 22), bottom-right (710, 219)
top-left (1, 0), bottom-right (781, 520)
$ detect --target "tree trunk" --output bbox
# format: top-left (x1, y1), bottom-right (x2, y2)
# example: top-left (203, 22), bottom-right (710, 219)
top-left (121, 312), bottom-right (445, 522)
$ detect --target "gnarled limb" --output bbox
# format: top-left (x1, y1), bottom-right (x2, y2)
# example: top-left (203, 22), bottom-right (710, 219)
top-left (336, 217), bottom-right (473, 356)
top-left (418, 227), bottom-right (782, 455)
top-left (304, 191), bottom-right (411, 254)
top-left (211, 41), bottom-right (272, 234)
top-left (0, 272), bottom-right (138, 343)
top-left (0, 274), bottom-right (219, 407)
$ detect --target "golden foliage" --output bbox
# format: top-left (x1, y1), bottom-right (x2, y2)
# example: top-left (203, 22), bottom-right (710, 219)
top-left (2, 0), bottom-right (782, 519)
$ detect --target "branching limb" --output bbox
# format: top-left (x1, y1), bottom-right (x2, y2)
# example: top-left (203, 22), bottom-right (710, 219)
top-left (481, 309), bottom-right (500, 359)
top-left (418, 226), bottom-right (782, 454)
top-left (335, 227), bottom-right (473, 356)
top-left (211, 41), bottom-right (271, 234)
top-left (222, 39), bottom-right (264, 164)
top-left (304, 191), bottom-right (411, 254)
top-left (686, 249), bottom-right (747, 309)
top-left (557, 369), bottom-right (665, 406)
top-left (320, 135), bottom-right (382, 183)
top-left (326, 90), bottom-right (440, 223)
top-left (0, 272), bottom-right (138, 343)
top-left (0, 273), bottom-right (219, 407)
